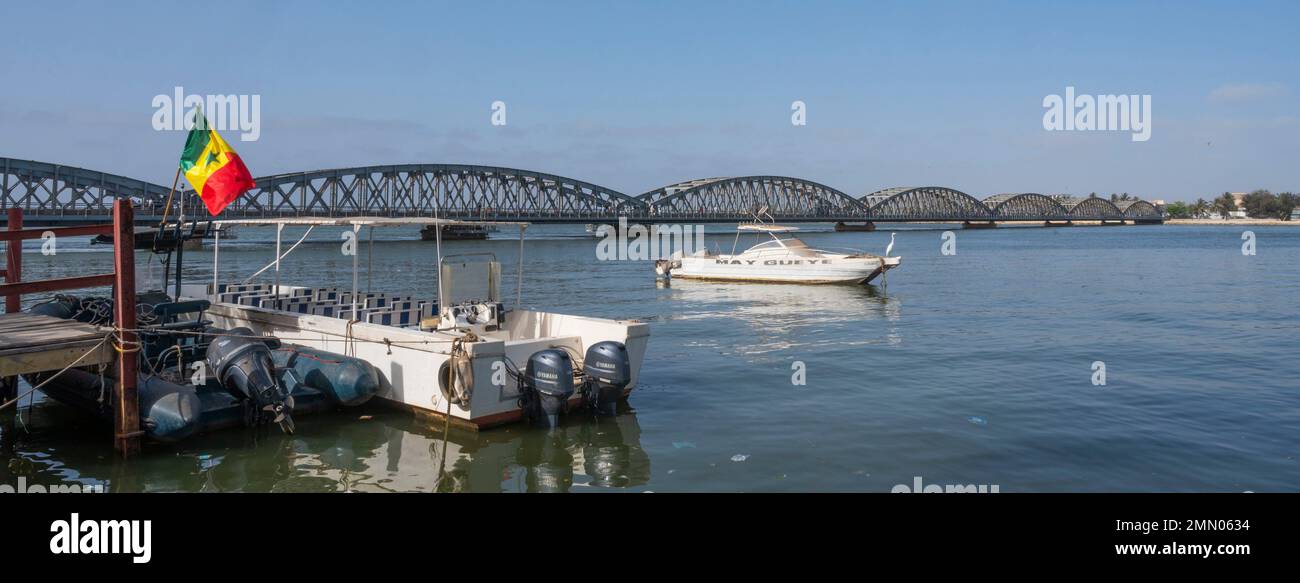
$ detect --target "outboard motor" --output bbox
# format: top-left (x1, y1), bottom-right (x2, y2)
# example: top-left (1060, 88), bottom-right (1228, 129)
top-left (523, 349), bottom-right (574, 428)
top-left (583, 341), bottom-right (631, 416)
top-left (206, 327), bottom-right (296, 433)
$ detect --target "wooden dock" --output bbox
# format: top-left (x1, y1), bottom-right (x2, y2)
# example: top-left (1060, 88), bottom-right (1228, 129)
top-left (3, 202), bottom-right (140, 455)
top-left (0, 312), bottom-right (112, 377)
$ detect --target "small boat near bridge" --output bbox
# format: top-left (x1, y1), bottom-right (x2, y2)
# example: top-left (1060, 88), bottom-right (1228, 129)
top-left (656, 222), bottom-right (900, 284)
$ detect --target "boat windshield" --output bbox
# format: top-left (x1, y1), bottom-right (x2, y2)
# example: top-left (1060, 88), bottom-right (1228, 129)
top-left (747, 237), bottom-right (821, 257)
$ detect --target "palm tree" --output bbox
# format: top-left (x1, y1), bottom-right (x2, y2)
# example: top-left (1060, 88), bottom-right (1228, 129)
top-left (1212, 192), bottom-right (1238, 219)
top-left (1192, 198), bottom-right (1209, 218)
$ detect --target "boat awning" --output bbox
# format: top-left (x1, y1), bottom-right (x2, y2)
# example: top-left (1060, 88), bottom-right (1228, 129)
top-left (737, 224), bottom-right (798, 232)
top-left (210, 216), bottom-right (529, 228)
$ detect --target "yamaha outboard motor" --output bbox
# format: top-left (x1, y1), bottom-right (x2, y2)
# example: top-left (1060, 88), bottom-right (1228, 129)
top-left (524, 349), bottom-right (574, 428)
top-left (206, 327), bottom-right (296, 433)
top-left (583, 341), bottom-right (631, 416)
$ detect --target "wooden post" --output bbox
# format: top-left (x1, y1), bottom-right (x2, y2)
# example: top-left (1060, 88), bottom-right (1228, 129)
top-left (2, 208), bottom-right (19, 401)
top-left (112, 200), bottom-right (141, 457)
top-left (4, 208), bottom-right (21, 313)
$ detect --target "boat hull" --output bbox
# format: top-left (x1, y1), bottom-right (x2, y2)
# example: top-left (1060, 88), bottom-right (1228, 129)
top-left (672, 256), bottom-right (898, 284)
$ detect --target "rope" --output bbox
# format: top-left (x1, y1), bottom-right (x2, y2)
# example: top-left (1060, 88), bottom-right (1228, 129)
top-left (242, 225), bottom-right (316, 284)
top-left (435, 335), bottom-right (467, 489)
top-left (0, 336), bottom-right (111, 412)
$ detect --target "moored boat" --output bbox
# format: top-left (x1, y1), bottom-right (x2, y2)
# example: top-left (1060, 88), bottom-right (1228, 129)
top-left (189, 217), bottom-right (649, 431)
top-left (656, 223), bottom-right (900, 284)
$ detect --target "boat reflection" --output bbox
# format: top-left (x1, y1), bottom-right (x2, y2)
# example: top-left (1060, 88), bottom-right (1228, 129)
top-left (0, 399), bottom-right (651, 493)
top-left (657, 278), bottom-right (904, 354)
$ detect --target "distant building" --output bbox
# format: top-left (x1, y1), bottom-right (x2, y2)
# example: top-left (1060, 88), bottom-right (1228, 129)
top-left (1229, 192), bottom-right (1248, 218)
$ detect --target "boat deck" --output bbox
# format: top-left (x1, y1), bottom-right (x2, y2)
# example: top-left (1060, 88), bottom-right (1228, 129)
top-left (0, 312), bottom-right (112, 377)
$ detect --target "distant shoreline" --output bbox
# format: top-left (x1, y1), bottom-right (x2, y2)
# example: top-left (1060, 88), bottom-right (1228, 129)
top-left (1163, 218), bottom-right (1298, 226)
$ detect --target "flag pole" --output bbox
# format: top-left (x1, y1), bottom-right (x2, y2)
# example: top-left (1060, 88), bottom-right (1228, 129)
top-left (174, 186), bottom-right (187, 300)
top-left (158, 167), bottom-right (182, 228)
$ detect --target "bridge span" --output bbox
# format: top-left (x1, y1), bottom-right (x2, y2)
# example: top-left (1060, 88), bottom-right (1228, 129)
top-left (0, 157), bottom-right (1164, 226)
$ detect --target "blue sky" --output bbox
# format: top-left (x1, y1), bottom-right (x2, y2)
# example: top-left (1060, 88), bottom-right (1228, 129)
top-left (1, 0), bottom-right (1296, 202)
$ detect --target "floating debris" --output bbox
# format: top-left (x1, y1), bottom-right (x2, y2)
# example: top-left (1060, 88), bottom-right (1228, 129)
top-left (967, 416), bottom-right (988, 426)
top-left (672, 441), bottom-right (697, 449)
top-left (731, 454), bottom-right (749, 462)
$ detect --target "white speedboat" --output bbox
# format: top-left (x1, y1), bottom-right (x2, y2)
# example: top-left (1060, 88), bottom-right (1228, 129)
top-left (655, 224), bottom-right (900, 284)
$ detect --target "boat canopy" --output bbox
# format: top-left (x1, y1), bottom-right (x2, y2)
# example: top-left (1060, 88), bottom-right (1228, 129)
top-left (205, 216), bottom-right (530, 313)
top-left (737, 224), bottom-right (798, 232)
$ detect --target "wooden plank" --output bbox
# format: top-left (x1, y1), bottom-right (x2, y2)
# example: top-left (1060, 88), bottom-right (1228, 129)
top-left (0, 315), bottom-right (110, 381)
top-left (0, 314), bottom-right (106, 350)
top-left (0, 340), bottom-right (111, 377)
top-left (0, 333), bottom-right (109, 351)
top-left (0, 224), bottom-right (113, 242)
top-left (0, 273), bottom-right (116, 297)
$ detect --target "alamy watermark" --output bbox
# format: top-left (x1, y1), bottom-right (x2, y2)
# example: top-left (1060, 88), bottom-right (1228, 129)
top-left (1, 477), bottom-right (104, 494)
top-left (491, 100), bottom-right (507, 126)
top-left (595, 218), bottom-right (706, 261)
top-left (1043, 86), bottom-right (1151, 142)
top-left (892, 476), bottom-right (1000, 493)
top-left (151, 86), bottom-right (261, 141)
top-left (1091, 360), bottom-right (1107, 386)
top-left (50, 513), bottom-right (151, 564)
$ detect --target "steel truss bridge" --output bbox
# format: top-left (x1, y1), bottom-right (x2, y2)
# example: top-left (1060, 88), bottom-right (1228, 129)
top-left (0, 157), bottom-right (1163, 226)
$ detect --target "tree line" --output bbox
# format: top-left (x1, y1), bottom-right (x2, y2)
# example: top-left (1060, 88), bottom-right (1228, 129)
top-left (1164, 190), bottom-right (1297, 220)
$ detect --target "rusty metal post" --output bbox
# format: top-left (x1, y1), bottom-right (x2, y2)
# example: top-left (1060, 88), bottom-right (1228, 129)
top-left (2, 208), bottom-right (19, 401)
top-left (4, 208), bottom-right (20, 313)
top-left (112, 200), bottom-right (141, 456)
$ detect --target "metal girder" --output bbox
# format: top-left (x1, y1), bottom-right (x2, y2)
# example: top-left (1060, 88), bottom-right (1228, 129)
top-left (863, 186), bottom-right (994, 221)
top-left (1, 157), bottom-right (1166, 224)
top-left (1121, 200), bottom-right (1161, 219)
top-left (172, 164), bottom-right (647, 220)
top-left (1062, 197), bottom-right (1125, 220)
top-left (984, 193), bottom-right (1072, 221)
top-left (0, 157), bottom-right (173, 216)
top-left (639, 176), bottom-right (870, 220)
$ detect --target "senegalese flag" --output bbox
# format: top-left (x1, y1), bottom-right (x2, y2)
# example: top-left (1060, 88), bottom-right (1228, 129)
top-left (179, 113), bottom-right (255, 215)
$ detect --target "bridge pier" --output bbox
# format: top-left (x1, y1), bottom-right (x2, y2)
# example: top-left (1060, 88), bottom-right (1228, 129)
top-left (834, 221), bottom-right (875, 232)
top-left (962, 221), bottom-right (998, 229)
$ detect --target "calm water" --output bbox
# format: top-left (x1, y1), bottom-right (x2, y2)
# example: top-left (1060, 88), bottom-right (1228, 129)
top-left (3, 224), bottom-right (1298, 492)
